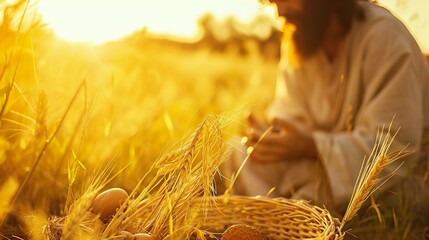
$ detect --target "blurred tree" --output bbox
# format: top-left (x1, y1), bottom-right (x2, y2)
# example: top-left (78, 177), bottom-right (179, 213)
top-left (197, 13), bottom-right (281, 59)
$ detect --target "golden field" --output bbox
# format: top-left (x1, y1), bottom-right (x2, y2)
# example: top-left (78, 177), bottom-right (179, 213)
top-left (1, 2), bottom-right (428, 239)
top-left (0, 4), bottom-right (279, 238)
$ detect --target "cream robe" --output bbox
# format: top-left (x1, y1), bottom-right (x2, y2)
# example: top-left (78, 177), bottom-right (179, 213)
top-left (226, 2), bottom-right (429, 210)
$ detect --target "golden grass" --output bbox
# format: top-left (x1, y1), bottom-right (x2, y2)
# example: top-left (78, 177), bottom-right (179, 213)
top-left (0, 9), bottom-right (278, 235)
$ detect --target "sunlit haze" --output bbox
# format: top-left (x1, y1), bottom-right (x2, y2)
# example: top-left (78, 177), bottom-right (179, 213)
top-left (378, 0), bottom-right (429, 53)
top-left (37, 0), bottom-right (429, 53)
top-left (37, 0), bottom-right (275, 43)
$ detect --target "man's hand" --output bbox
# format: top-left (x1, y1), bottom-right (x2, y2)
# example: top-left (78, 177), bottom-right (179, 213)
top-left (242, 113), bottom-right (268, 145)
top-left (244, 116), bottom-right (318, 163)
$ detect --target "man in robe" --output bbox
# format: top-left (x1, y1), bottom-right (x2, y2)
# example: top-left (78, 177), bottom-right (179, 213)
top-left (221, 0), bottom-right (429, 215)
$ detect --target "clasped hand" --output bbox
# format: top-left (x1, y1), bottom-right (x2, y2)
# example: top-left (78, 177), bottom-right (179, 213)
top-left (243, 114), bottom-right (317, 163)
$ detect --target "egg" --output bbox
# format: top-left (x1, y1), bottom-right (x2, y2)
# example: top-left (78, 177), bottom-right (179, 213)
top-left (222, 224), bottom-right (267, 240)
top-left (92, 188), bottom-right (129, 220)
top-left (133, 233), bottom-right (155, 240)
top-left (118, 231), bottom-right (133, 236)
top-left (117, 230), bottom-right (134, 239)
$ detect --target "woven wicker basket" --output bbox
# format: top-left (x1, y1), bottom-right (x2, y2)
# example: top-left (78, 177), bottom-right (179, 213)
top-left (193, 195), bottom-right (342, 240)
top-left (44, 195), bottom-right (342, 240)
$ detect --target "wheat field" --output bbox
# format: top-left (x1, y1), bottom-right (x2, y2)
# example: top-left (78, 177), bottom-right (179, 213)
top-left (0, 2), bottom-right (278, 238)
top-left (0, 2), bottom-right (428, 240)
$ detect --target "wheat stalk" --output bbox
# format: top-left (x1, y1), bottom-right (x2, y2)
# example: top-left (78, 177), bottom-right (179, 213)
top-left (152, 115), bottom-right (229, 239)
top-left (101, 123), bottom-right (204, 238)
top-left (99, 114), bottom-right (231, 239)
top-left (0, 0), bottom-right (31, 120)
top-left (34, 90), bottom-right (48, 140)
top-left (341, 123), bottom-right (410, 226)
top-left (1, 81), bottom-right (86, 228)
top-left (44, 113), bottom-right (233, 239)
top-left (61, 189), bottom-right (98, 240)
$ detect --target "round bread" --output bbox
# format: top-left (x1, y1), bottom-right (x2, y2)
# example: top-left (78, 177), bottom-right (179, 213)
top-left (222, 224), bottom-right (267, 240)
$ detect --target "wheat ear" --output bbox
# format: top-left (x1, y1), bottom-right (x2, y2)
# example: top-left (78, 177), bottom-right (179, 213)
top-left (341, 124), bottom-right (410, 226)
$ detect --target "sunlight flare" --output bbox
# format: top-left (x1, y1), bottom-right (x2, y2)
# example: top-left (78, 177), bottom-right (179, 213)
top-left (37, 0), bottom-right (271, 44)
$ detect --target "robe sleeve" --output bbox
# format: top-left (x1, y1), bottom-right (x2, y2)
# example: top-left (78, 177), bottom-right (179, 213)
top-left (313, 18), bottom-right (425, 208)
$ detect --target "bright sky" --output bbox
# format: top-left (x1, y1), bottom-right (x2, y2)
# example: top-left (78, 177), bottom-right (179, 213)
top-left (378, 0), bottom-right (429, 53)
top-left (37, 0), bottom-right (271, 43)
top-left (37, 0), bottom-right (429, 53)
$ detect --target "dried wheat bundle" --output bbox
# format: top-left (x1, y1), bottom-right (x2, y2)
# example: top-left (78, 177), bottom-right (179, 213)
top-left (44, 114), bottom-right (233, 239)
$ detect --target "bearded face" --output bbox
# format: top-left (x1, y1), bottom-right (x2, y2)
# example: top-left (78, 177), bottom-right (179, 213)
top-left (273, 0), bottom-right (333, 59)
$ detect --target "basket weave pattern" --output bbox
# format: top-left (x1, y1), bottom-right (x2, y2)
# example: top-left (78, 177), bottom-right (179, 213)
top-left (194, 196), bottom-right (343, 240)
